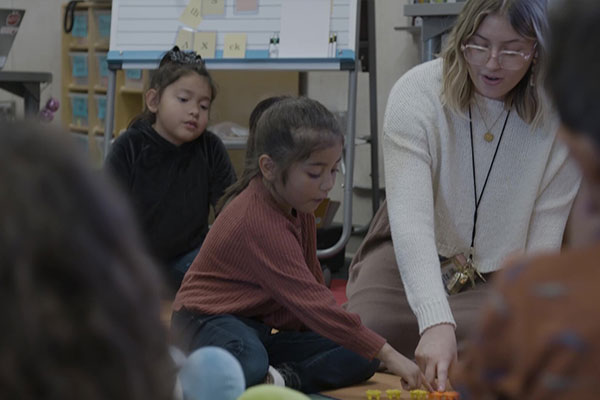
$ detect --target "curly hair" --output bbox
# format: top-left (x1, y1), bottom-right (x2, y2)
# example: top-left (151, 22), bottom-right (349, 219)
top-left (0, 121), bottom-right (174, 400)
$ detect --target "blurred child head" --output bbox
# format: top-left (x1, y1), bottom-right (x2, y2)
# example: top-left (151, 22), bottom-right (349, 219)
top-left (244, 96), bottom-right (288, 165)
top-left (219, 97), bottom-right (343, 213)
top-left (0, 121), bottom-right (173, 400)
top-left (137, 46), bottom-right (217, 146)
top-left (442, 0), bottom-right (549, 125)
top-left (547, 0), bottom-right (600, 188)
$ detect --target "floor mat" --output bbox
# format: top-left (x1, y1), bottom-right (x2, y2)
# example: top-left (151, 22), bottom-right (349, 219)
top-left (330, 278), bottom-right (348, 305)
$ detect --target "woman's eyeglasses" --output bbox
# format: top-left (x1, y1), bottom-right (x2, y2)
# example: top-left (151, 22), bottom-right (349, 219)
top-left (461, 43), bottom-right (536, 70)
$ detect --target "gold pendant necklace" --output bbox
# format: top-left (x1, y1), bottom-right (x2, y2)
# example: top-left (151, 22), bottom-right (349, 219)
top-left (474, 98), bottom-right (506, 143)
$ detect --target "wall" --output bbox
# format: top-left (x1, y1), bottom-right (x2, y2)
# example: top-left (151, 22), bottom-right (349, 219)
top-left (309, 0), bottom-right (420, 227)
top-left (0, 0), bottom-right (65, 123)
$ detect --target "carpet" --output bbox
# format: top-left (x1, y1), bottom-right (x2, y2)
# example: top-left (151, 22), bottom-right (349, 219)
top-left (330, 278), bottom-right (348, 305)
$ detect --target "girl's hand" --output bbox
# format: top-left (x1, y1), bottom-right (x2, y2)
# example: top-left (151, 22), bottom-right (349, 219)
top-left (414, 323), bottom-right (457, 392)
top-left (377, 343), bottom-right (431, 390)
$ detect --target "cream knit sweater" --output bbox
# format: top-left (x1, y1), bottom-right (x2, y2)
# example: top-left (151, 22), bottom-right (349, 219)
top-left (382, 58), bottom-right (581, 333)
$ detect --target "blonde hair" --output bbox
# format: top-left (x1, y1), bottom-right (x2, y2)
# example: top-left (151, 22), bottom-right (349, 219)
top-left (441, 0), bottom-right (549, 127)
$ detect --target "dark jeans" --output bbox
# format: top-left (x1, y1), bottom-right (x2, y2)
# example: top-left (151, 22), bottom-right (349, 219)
top-left (171, 308), bottom-right (379, 393)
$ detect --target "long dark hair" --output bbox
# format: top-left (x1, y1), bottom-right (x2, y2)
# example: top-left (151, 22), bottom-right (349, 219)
top-left (244, 96), bottom-right (288, 170)
top-left (0, 121), bottom-right (173, 400)
top-left (218, 97), bottom-right (344, 210)
top-left (130, 46), bottom-right (217, 127)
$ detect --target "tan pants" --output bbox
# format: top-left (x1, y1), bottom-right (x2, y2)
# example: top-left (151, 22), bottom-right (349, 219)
top-left (345, 200), bottom-right (489, 359)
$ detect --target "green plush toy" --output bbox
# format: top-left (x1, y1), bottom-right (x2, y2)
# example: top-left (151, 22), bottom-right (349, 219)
top-left (237, 385), bottom-right (310, 400)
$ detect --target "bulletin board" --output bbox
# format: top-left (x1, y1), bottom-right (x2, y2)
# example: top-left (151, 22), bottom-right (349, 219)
top-left (107, 0), bottom-right (359, 70)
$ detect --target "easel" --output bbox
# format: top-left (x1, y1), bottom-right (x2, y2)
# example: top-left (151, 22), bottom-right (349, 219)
top-left (105, 0), bottom-right (362, 257)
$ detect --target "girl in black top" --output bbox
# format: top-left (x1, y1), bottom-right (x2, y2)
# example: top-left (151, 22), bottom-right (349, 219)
top-left (106, 47), bottom-right (236, 292)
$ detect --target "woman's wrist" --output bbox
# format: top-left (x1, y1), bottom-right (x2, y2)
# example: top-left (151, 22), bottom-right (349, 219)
top-left (421, 322), bottom-right (456, 336)
top-left (413, 298), bottom-right (456, 334)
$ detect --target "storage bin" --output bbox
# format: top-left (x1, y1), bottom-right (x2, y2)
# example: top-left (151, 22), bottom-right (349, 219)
top-left (95, 52), bottom-right (108, 88)
top-left (71, 132), bottom-right (90, 156)
top-left (70, 10), bottom-right (88, 47)
top-left (93, 9), bottom-right (111, 48)
top-left (94, 94), bottom-right (107, 128)
top-left (69, 52), bottom-right (89, 86)
top-left (69, 93), bottom-right (89, 128)
top-left (124, 69), bottom-right (144, 90)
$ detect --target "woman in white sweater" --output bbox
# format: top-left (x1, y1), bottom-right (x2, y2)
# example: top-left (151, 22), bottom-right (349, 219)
top-left (346, 0), bottom-right (581, 392)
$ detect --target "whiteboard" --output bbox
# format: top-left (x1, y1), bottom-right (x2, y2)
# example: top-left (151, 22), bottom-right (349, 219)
top-left (108, 0), bottom-right (358, 70)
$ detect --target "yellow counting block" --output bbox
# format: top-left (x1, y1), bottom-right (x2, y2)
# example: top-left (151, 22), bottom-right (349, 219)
top-left (410, 389), bottom-right (429, 399)
top-left (194, 32), bottom-right (216, 58)
top-left (365, 389), bottom-right (381, 400)
top-left (202, 0), bottom-right (225, 15)
top-left (223, 33), bottom-right (247, 58)
top-left (179, 0), bottom-right (203, 28)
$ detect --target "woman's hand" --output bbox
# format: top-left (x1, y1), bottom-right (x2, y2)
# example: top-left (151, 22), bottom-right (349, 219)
top-left (414, 323), bottom-right (457, 391)
top-left (377, 343), bottom-right (431, 390)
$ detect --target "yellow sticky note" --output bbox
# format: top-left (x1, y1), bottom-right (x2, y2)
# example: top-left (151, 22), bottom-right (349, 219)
top-left (194, 32), bottom-right (216, 58)
top-left (175, 28), bottom-right (194, 51)
top-left (202, 0), bottom-right (225, 15)
top-left (179, 0), bottom-right (203, 28)
top-left (223, 33), bottom-right (246, 58)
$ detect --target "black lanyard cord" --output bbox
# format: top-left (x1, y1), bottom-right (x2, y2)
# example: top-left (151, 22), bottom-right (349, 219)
top-left (468, 105), bottom-right (511, 259)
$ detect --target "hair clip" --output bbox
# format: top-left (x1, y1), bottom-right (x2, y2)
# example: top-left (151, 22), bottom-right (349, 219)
top-left (162, 46), bottom-right (204, 66)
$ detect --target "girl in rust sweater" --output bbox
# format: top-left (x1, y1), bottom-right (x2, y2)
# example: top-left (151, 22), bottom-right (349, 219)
top-left (172, 97), bottom-right (426, 394)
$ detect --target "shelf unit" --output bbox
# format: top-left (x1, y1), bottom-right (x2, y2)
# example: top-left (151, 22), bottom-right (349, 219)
top-left (61, 2), bottom-right (146, 165)
top-left (404, 3), bottom-right (465, 16)
top-left (403, 2), bottom-right (465, 62)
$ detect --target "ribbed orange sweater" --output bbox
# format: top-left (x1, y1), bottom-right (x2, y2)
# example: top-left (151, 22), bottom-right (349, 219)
top-left (173, 177), bottom-right (385, 360)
